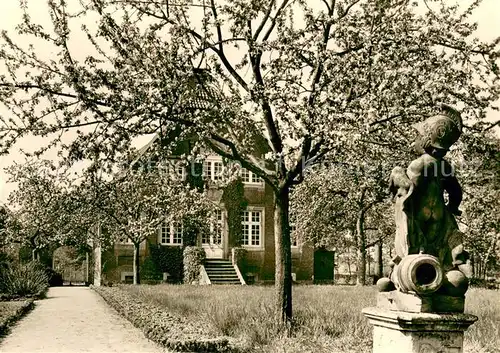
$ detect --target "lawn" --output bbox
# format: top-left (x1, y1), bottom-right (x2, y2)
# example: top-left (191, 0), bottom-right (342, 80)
top-left (0, 300), bottom-right (34, 337)
top-left (120, 285), bottom-right (500, 353)
top-left (0, 301), bottom-right (25, 324)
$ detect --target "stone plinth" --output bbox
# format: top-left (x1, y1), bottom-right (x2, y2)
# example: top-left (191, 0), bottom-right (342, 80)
top-left (362, 307), bottom-right (477, 353)
top-left (377, 291), bottom-right (465, 313)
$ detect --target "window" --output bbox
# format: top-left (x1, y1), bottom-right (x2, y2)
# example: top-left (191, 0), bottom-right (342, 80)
top-left (203, 160), bottom-right (212, 180)
top-left (159, 221), bottom-right (183, 245)
top-left (157, 160), bottom-right (186, 181)
top-left (241, 168), bottom-right (264, 184)
top-left (241, 210), bottom-right (262, 246)
top-left (203, 159), bottom-right (225, 181)
top-left (203, 209), bottom-right (223, 245)
top-left (175, 163), bottom-right (186, 181)
top-left (213, 161), bottom-right (223, 181)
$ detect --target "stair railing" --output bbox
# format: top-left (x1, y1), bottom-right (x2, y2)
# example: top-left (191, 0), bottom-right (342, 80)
top-left (199, 264), bottom-right (211, 285)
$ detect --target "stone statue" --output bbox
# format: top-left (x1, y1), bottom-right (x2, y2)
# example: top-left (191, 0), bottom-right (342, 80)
top-left (378, 105), bottom-right (471, 312)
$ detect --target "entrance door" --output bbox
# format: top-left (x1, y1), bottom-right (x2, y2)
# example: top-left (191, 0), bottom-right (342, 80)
top-left (314, 249), bottom-right (335, 284)
top-left (202, 209), bottom-right (224, 258)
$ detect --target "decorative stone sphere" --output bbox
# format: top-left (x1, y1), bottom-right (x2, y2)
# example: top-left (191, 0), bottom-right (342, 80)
top-left (444, 270), bottom-right (469, 297)
top-left (376, 277), bottom-right (395, 292)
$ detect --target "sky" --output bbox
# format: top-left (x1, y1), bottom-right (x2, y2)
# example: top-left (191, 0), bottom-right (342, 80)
top-left (0, 0), bottom-right (499, 204)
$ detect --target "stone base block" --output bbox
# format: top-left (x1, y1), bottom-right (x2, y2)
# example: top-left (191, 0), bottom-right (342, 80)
top-left (362, 307), bottom-right (477, 353)
top-left (377, 291), bottom-right (465, 313)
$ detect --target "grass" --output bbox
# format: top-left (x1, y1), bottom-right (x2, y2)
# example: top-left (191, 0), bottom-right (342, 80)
top-left (464, 289), bottom-right (500, 353)
top-left (121, 285), bottom-right (500, 353)
top-left (122, 285), bottom-right (376, 353)
top-left (0, 301), bottom-right (24, 324)
top-left (0, 300), bottom-right (35, 338)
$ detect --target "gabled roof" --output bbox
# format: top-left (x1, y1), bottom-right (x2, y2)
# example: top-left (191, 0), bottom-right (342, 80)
top-left (175, 68), bottom-right (224, 112)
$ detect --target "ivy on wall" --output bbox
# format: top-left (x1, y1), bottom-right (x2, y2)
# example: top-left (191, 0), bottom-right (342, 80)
top-left (147, 244), bottom-right (184, 283)
top-left (222, 178), bottom-right (248, 247)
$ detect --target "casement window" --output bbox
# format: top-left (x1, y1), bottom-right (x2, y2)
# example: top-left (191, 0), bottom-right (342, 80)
top-left (161, 160), bottom-right (185, 181)
top-left (159, 221), bottom-right (183, 245)
top-left (203, 209), bottom-right (223, 245)
top-left (241, 209), bottom-right (263, 247)
top-left (203, 159), bottom-right (224, 181)
top-left (175, 163), bottom-right (186, 181)
top-left (241, 168), bottom-right (264, 185)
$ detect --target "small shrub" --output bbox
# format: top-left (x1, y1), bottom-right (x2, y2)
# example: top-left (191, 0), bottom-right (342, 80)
top-left (183, 246), bottom-right (205, 284)
top-left (141, 255), bottom-right (163, 282)
top-left (232, 247), bottom-right (247, 267)
top-left (45, 267), bottom-right (64, 287)
top-left (2, 261), bottom-right (49, 298)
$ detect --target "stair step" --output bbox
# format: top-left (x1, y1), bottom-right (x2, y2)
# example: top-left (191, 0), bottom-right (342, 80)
top-left (203, 260), bottom-right (242, 285)
top-left (205, 259), bottom-right (232, 263)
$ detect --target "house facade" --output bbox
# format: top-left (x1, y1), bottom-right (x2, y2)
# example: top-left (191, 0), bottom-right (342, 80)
top-left (97, 138), bottom-right (314, 284)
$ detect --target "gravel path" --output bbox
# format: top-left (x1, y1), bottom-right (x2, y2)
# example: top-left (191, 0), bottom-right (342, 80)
top-left (0, 286), bottom-right (165, 353)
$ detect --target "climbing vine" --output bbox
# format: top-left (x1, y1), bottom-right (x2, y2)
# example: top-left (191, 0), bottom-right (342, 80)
top-left (222, 178), bottom-right (248, 247)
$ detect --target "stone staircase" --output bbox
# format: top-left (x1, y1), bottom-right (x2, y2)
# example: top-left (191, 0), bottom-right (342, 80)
top-left (204, 259), bottom-right (242, 285)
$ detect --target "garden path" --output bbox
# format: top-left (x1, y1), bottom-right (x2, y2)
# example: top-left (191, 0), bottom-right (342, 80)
top-left (0, 286), bottom-right (166, 353)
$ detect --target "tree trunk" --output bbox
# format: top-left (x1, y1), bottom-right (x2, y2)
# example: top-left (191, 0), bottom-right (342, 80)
top-left (346, 251), bottom-right (352, 276)
top-left (481, 233), bottom-right (497, 279)
top-left (375, 240), bottom-right (383, 279)
top-left (133, 242), bottom-right (140, 285)
top-left (356, 210), bottom-right (366, 286)
top-left (32, 248), bottom-right (40, 262)
top-left (470, 252), bottom-right (475, 278)
top-left (274, 186), bottom-right (292, 327)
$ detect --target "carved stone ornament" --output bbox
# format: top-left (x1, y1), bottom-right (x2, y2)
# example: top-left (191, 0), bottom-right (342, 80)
top-left (379, 104), bottom-right (472, 313)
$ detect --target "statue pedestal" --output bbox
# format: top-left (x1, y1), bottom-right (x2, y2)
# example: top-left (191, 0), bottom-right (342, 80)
top-left (377, 291), bottom-right (465, 313)
top-left (362, 307), bottom-right (477, 353)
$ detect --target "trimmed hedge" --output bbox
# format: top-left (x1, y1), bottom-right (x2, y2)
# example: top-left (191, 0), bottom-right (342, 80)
top-left (183, 247), bottom-right (205, 284)
top-left (92, 285), bottom-right (235, 352)
top-left (147, 244), bottom-right (184, 283)
top-left (0, 299), bottom-right (35, 336)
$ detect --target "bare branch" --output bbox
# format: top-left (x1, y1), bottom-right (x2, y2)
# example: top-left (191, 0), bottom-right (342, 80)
top-left (484, 120), bottom-right (500, 132)
top-left (262, 0), bottom-right (291, 42)
top-left (253, 0), bottom-right (276, 41)
top-left (207, 134), bottom-right (277, 189)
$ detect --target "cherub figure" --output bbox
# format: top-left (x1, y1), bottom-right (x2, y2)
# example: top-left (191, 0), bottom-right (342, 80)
top-left (387, 105), bottom-right (471, 295)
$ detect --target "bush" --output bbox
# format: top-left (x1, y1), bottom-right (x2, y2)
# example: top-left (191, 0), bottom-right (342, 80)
top-left (1, 261), bottom-right (49, 298)
top-left (183, 247), bottom-right (205, 284)
top-left (45, 267), bottom-right (64, 287)
top-left (93, 285), bottom-right (232, 352)
top-left (231, 247), bottom-right (247, 267)
top-left (140, 255), bottom-right (163, 282)
top-left (149, 244), bottom-right (184, 283)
